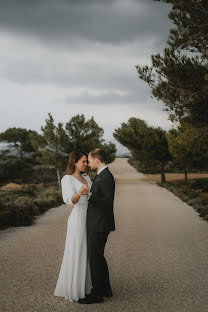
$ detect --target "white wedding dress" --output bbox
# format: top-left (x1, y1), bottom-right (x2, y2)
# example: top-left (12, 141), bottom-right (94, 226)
top-left (54, 174), bottom-right (92, 302)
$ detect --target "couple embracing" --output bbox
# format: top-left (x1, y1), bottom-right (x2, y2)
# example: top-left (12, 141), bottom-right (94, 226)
top-left (54, 148), bottom-right (115, 304)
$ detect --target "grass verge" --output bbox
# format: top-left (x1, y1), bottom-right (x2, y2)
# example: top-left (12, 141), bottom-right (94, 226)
top-left (158, 178), bottom-right (208, 222)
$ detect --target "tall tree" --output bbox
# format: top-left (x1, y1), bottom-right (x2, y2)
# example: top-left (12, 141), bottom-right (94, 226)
top-left (65, 114), bottom-right (104, 153)
top-left (113, 118), bottom-right (171, 183)
top-left (0, 127), bottom-right (36, 159)
top-left (65, 114), bottom-right (116, 163)
top-left (167, 124), bottom-right (208, 179)
top-left (136, 0), bottom-right (208, 143)
top-left (30, 113), bottom-right (70, 187)
top-left (156, 0), bottom-right (208, 58)
top-left (136, 49), bottom-right (208, 129)
top-left (167, 127), bottom-right (193, 179)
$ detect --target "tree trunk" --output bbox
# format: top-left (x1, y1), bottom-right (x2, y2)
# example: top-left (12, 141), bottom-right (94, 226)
top-left (184, 168), bottom-right (188, 180)
top-left (57, 168), bottom-right (61, 189)
top-left (161, 163), bottom-right (166, 184)
top-left (16, 144), bottom-right (23, 160)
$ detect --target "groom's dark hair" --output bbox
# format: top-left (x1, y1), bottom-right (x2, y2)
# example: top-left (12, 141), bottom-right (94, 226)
top-left (89, 148), bottom-right (107, 164)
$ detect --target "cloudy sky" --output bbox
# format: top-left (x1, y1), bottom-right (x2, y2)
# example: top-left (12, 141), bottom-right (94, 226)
top-left (0, 0), bottom-right (173, 154)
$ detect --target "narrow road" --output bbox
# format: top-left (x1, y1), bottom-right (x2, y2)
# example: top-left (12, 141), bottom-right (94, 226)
top-left (0, 158), bottom-right (208, 312)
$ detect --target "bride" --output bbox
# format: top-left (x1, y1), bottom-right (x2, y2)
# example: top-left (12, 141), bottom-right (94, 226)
top-left (54, 150), bottom-right (93, 302)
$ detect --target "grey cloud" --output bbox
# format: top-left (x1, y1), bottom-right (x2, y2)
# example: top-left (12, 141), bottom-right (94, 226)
top-left (0, 0), bottom-right (174, 146)
top-left (64, 86), bottom-right (151, 106)
top-left (0, 58), bottom-right (150, 99)
top-left (0, 0), bottom-right (172, 45)
top-left (0, 29), bottom-right (163, 90)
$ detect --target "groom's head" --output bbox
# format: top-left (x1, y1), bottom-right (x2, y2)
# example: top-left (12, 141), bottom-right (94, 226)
top-left (88, 148), bottom-right (106, 171)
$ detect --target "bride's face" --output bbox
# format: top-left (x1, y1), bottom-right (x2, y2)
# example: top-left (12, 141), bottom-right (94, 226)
top-left (75, 155), bottom-right (88, 172)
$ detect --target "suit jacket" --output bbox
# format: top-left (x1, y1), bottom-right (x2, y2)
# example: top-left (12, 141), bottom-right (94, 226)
top-left (87, 167), bottom-right (115, 232)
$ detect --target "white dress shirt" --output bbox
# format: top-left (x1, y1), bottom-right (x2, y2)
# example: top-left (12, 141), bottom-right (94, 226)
top-left (97, 165), bottom-right (108, 175)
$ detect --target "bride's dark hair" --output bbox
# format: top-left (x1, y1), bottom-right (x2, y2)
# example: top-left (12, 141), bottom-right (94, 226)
top-left (66, 150), bottom-right (89, 175)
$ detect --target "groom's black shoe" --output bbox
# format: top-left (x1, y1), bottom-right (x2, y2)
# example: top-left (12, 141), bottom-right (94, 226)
top-left (103, 289), bottom-right (113, 298)
top-left (78, 294), bottom-right (103, 304)
top-left (85, 289), bottom-right (113, 298)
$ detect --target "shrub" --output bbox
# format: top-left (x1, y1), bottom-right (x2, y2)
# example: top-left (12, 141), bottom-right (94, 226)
top-left (14, 196), bottom-right (38, 215)
top-left (10, 204), bottom-right (33, 226)
top-left (30, 165), bottom-right (57, 183)
top-left (11, 185), bottom-right (37, 197)
top-left (33, 198), bottom-right (51, 213)
top-left (204, 214), bottom-right (208, 221)
top-left (159, 179), bottom-right (208, 222)
top-left (200, 209), bottom-right (208, 218)
top-left (0, 158), bottom-right (33, 182)
top-left (0, 182), bottom-right (62, 228)
top-left (190, 178), bottom-right (208, 192)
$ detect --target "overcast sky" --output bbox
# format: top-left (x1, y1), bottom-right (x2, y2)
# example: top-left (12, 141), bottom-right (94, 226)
top-left (0, 0), bottom-right (173, 154)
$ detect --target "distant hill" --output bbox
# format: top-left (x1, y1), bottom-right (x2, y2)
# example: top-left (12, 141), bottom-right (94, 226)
top-left (116, 152), bottom-right (131, 158)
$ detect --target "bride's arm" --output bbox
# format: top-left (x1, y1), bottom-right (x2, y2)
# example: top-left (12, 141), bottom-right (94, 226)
top-left (70, 192), bottom-right (81, 205)
top-left (61, 176), bottom-right (87, 205)
top-left (71, 185), bottom-right (89, 204)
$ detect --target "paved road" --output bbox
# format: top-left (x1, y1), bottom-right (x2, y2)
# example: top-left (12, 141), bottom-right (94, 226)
top-left (0, 158), bottom-right (208, 312)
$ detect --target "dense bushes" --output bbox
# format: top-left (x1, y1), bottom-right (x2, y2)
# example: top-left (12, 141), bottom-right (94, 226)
top-left (0, 158), bottom-right (33, 184)
top-left (0, 183), bottom-right (63, 229)
top-left (0, 159), bottom-right (58, 185)
top-left (159, 178), bottom-right (208, 222)
top-left (128, 157), bottom-right (208, 175)
top-left (28, 165), bottom-right (58, 183)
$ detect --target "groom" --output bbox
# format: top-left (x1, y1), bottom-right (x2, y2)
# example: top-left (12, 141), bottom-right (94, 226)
top-left (78, 148), bottom-right (115, 304)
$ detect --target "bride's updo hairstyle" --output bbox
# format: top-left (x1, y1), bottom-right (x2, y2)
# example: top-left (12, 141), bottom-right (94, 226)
top-left (66, 150), bottom-right (88, 175)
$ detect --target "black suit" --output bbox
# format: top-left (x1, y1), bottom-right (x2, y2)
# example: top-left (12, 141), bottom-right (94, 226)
top-left (87, 167), bottom-right (115, 297)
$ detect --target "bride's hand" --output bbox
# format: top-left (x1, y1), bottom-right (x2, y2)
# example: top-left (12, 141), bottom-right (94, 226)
top-left (79, 184), bottom-right (89, 196)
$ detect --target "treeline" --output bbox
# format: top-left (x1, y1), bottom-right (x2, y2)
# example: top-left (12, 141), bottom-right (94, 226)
top-left (0, 113), bottom-right (117, 186)
top-left (114, 0), bottom-right (208, 182)
top-left (113, 117), bottom-right (208, 183)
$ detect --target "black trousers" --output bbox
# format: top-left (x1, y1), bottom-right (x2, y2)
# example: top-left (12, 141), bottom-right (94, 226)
top-left (87, 230), bottom-right (112, 297)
